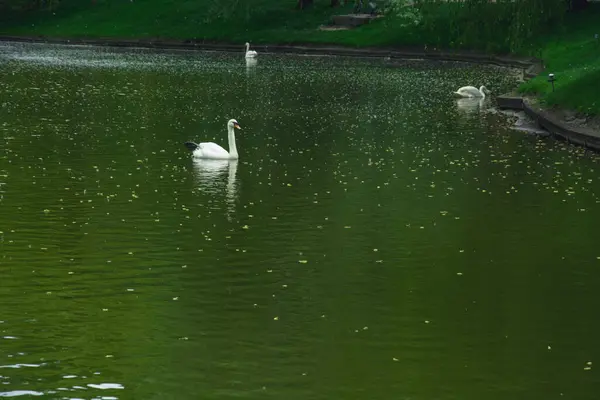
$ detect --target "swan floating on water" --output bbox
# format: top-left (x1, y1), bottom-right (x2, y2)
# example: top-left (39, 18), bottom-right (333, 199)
top-left (454, 85), bottom-right (490, 98)
top-left (184, 119), bottom-right (241, 160)
top-left (245, 42), bottom-right (257, 58)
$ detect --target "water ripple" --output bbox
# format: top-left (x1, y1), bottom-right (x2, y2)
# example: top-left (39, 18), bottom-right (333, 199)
top-left (0, 391), bottom-right (44, 397)
top-left (1, 40), bottom-right (599, 400)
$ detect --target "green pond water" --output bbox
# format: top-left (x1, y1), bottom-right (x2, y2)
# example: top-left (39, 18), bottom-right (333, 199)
top-left (1, 42), bottom-right (600, 400)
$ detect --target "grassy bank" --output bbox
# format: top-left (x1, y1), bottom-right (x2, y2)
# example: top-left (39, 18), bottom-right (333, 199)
top-left (519, 5), bottom-right (600, 116)
top-left (0, 0), bottom-right (598, 115)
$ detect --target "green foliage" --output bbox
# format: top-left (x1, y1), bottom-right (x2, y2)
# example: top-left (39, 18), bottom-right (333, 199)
top-left (0, 0), bottom-right (60, 12)
top-left (381, 0), bottom-right (567, 54)
top-left (384, 0), bottom-right (422, 27)
top-left (0, 0), bottom-right (353, 41)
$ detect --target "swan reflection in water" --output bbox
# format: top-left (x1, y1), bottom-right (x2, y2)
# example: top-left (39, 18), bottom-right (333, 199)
top-left (245, 57), bottom-right (257, 75)
top-left (455, 97), bottom-right (489, 115)
top-left (192, 159), bottom-right (239, 219)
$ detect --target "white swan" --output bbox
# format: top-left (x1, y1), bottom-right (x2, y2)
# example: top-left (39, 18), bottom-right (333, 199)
top-left (454, 85), bottom-right (490, 98)
top-left (245, 42), bottom-right (258, 58)
top-left (184, 119), bottom-right (241, 160)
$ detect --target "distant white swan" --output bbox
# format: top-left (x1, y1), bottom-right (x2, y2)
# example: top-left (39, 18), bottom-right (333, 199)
top-left (454, 85), bottom-right (490, 98)
top-left (245, 42), bottom-right (258, 58)
top-left (184, 119), bottom-right (241, 160)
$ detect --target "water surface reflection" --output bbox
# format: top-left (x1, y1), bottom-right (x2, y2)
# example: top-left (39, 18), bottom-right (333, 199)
top-left (2, 41), bottom-right (600, 400)
top-left (192, 158), bottom-right (239, 218)
top-left (455, 97), bottom-right (488, 114)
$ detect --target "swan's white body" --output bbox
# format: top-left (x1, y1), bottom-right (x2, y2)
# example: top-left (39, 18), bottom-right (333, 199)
top-left (245, 42), bottom-right (257, 58)
top-left (454, 85), bottom-right (490, 98)
top-left (185, 119), bottom-right (241, 160)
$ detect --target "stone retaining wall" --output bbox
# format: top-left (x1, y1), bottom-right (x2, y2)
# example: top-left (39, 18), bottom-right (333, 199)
top-left (498, 95), bottom-right (600, 151)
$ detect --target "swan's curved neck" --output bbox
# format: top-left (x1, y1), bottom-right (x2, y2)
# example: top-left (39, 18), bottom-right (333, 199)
top-left (245, 43), bottom-right (249, 53)
top-left (228, 126), bottom-right (238, 159)
top-left (479, 86), bottom-right (486, 98)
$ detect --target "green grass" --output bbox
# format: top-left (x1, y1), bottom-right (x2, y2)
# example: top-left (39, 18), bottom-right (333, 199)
top-left (1, 0), bottom-right (599, 116)
top-left (518, 4), bottom-right (600, 115)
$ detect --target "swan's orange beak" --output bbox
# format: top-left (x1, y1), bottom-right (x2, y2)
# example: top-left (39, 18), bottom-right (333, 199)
top-left (234, 123), bottom-right (241, 130)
